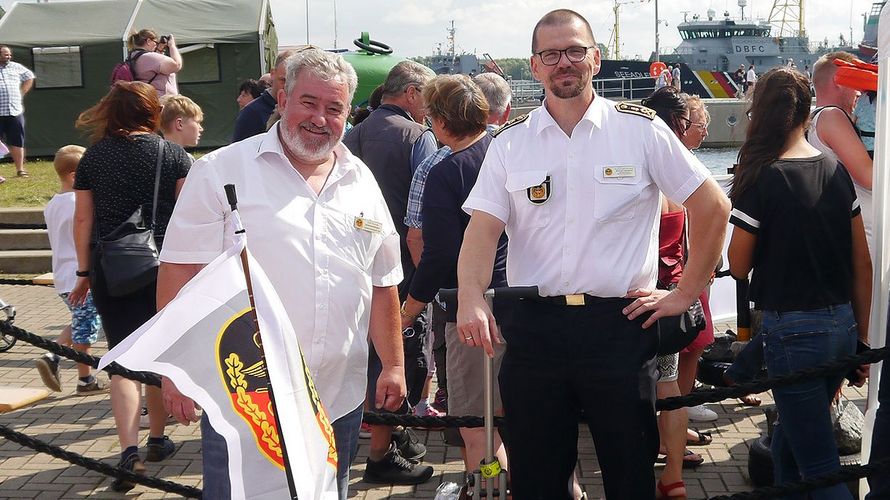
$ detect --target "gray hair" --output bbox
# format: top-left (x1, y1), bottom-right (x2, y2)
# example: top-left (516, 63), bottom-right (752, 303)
top-left (284, 48), bottom-right (358, 103)
top-left (381, 60), bottom-right (435, 99)
top-left (473, 73), bottom-right (512, 116)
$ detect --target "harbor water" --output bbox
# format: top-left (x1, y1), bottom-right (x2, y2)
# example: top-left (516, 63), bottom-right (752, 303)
top-left (697, 148), bottom-right (738, 177)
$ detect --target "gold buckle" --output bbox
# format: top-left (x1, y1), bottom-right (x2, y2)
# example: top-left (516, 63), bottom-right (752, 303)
top-left (565, 294), bottom-right (585, 306)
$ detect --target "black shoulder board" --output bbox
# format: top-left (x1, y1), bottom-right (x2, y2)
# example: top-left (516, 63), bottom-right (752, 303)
top-left (492, 113), bottom-right (529, 138)
top-left (615, 101), bottom-right (656, 120)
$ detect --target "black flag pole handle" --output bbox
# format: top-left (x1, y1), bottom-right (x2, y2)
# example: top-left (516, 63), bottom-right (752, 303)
top-left (224, 184), bottom-right (238, 212)
top-left (224, 183), bottom-right (299, 500)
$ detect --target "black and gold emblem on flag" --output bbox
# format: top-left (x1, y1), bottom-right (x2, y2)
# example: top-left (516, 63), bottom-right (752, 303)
top-left (527, 175), bottom-right (551, 205)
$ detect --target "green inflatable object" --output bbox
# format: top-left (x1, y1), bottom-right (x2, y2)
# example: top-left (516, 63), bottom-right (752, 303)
top-left (341, 32), bottom-right (405, 106)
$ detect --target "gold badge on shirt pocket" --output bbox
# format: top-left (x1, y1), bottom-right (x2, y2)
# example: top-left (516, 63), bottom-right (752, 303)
top-left (354, 215), bottom-right (383, 234)
top-left (527, 175), bottom-right (551, 205)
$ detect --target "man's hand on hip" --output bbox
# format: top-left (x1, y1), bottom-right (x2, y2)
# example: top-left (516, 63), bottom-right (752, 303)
top-left (623, 287), bottom-right (696, 329)
top-left (375, 365), bottom-right (407, 412)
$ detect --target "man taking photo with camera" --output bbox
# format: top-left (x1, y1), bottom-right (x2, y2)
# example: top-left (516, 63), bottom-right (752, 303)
top-left (128, 29), bottom-right (182, 97)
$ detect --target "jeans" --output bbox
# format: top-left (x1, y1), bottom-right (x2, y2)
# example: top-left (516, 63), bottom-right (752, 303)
top-left (200, 414), bottom-right (231, 499)
top-left (201, 404), bottom-right (363, 500)
top-left (331, 404), bottom-right (363, 500)
top-left (763, 304), bottom-right (857, 500)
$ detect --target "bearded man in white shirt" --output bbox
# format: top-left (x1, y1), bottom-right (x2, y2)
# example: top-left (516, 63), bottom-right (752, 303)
top-left (156, 48), bottom-right (407, 500)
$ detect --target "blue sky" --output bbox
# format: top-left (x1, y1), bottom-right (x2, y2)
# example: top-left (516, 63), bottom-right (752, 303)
top-left (0, 0), bottom-right (880, 59)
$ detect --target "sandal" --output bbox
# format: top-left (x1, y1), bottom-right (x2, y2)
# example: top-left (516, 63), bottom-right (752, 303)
top-left (739, 394), bottom-right (762, 406)
top-left (656, 479), bottom-right (687, 498)
top-left (655, 449), bottom-right (704, 469)
top-left (687, 429), bottom-right (712, 446)
top-left (15, 170), bottom-right (28, 178)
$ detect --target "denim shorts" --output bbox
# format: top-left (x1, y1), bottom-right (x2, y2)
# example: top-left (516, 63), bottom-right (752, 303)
top-left (59, 292), bottom-right (101, 345)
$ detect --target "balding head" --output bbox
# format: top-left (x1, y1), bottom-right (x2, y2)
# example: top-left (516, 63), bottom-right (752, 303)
top-left (532, 9), bottom-right (595, 53)
top-left (473, 73), bottom-right (513, 124)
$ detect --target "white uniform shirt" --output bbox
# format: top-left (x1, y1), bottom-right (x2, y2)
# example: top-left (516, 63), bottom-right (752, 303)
top-left (160, 124), bottom-right (403, 421)
top-left (463, 95), bottom-right (710, 298)
top-left (44, 192), bottom-right (77, 294)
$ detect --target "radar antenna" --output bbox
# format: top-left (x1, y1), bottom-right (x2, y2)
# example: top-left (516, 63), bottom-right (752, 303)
top-left (768, 0), bottom-right (806, 38)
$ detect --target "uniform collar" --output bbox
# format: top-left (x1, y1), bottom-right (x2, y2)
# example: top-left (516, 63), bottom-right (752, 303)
top-left (535, 91), bottom-right (605, 135)
top-left (254, 122), bottom-right (357, 174)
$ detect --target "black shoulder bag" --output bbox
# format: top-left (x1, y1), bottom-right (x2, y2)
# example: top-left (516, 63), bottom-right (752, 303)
top-left (97, 139), bottom-right (164, 297)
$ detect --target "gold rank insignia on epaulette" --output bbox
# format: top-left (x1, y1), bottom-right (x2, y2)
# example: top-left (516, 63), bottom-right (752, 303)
top-left (615, 101), bottom-right (656, 120)
top-left (491, 113), bottom-right (529, 138)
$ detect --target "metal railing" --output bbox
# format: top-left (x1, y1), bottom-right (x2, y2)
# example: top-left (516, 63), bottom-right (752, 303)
top-left (509, 76), bottom-right (657, 103)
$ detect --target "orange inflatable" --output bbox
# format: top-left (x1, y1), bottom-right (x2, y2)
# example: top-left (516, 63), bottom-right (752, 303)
top-left (833, 58), bottom-right (878, 92)
top-left (650, 61), bottom-right (667, 79)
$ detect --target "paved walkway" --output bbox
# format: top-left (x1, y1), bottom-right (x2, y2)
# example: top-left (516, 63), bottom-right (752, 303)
top-left (0, 283), bottom-right (869, 499)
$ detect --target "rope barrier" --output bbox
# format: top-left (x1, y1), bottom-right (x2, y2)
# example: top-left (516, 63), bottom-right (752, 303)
top-left (0, 423), bottom-right (202, 497)
top-left (708, 456), bottom-right (890, 499)
top-left (0, 278), bottom-right (48, 286)
top-left (0, 222), bottom-right (47, 230)
top-left (2, 319), bottom-right (890, 498)
top-left (0, 321), bottom-right (161, 386)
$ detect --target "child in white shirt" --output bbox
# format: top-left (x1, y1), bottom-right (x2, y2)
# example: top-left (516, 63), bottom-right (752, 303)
top-left (35, 145), bottom-right (107, 394)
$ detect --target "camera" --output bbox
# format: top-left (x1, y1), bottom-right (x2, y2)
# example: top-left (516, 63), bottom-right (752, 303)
top-left (159, 34), bottom-right (172, 44)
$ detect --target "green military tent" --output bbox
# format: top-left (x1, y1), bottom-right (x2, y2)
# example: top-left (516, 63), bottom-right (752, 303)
top-left (0, 0), bottom-right (277, 156)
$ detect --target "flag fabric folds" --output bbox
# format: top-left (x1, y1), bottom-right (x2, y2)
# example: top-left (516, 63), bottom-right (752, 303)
top-left (99, 220), bottom-right (338, 500)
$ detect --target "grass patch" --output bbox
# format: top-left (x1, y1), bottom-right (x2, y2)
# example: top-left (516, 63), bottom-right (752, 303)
top-left (0, 160), bottom-right (58, 208)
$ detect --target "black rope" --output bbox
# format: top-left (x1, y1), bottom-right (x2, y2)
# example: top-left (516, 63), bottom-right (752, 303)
top-left (0, 222), bottom-right (47, 230)
top-left (0, 423), bottom-right (202, 497)
top-left (709, 455), bottom-right (890, 499)
top-left (0, 278), bottom-right (48, 286)
top-left (0, 321), bottom-right (161, 387)
top-left (658, 345), bottom-right (890, 411)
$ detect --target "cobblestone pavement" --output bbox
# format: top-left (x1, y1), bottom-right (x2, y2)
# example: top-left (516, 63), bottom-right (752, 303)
top-left (0, 283), bottom-right (870, 499)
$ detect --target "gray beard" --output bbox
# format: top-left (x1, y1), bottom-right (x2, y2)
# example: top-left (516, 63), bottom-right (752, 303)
top-left (280, 118), bottom-right (339, 162)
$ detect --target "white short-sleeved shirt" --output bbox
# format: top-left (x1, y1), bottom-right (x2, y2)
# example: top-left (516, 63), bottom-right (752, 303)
top-left (44, 192), bottom-right (77, 294)
top-left (463, 95), bottom-right (710, 298)
top-left (746, 68), bottom-right (757, 84)
top-left (160, 123), bottom-right (403, 420)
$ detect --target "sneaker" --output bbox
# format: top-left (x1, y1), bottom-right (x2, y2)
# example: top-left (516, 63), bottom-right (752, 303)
top-left (76, 378), bottom-right (109, 395)
top-left (362, 444), bottom-right (434, 485)
top-left (687, 404), bottom-right (719, 422)
top-left (431, 387), bottom-right (448, 414)
top-left (145, 435), bottom-right (176, 462)
top-left (139, 406), bottom-right (150, 428)
top-left (35, 354), bottom-right (61, 392)
top-left (110, 453), bottom-right (146, 492)
top-left (392, 427), bottom-right (426, 462)
top-left (359, 422), bottom-right (372, 439)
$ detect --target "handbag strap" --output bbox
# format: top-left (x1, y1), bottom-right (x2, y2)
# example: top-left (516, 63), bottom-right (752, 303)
top-left (150, 138), bottom-right (164, 231)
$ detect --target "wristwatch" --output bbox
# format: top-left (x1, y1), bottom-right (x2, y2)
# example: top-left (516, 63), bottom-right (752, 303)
top-left (75, 270), bottom-right (90, 277)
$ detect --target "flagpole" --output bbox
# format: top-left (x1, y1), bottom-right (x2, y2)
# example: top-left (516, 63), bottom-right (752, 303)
top-left (224, 184), bottom-right (300, 500)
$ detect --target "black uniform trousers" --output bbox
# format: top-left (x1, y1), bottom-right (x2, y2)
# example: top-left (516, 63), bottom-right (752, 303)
top-left (496, 297), bottom-right (659, 500)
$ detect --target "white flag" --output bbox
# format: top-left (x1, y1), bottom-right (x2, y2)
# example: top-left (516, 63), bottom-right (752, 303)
top-left (100, 223), bottom-right (338, 500)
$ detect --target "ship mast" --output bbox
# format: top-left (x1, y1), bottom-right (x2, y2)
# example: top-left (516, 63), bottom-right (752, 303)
top-left (768, 0), bottom-right (806, 38)
top-left (611, 0), bottom-right (649, 60)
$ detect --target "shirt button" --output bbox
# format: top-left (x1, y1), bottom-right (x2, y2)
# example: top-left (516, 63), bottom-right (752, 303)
top-left (563, 281), bottom-right (570, 287)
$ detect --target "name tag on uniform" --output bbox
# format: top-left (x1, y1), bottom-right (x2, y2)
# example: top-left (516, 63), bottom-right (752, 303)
top-left (354, 216), bottom-right (383, 234)
top-left (603, 166), bottom-right (636, 179)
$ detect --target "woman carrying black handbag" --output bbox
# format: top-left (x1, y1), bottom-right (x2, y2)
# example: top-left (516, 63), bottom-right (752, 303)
top-left (67, 81), bottom-right (191, 491)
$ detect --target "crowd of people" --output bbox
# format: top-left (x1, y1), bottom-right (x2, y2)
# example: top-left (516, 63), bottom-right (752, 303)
top-left (10, 9), bottom-right (890, 500)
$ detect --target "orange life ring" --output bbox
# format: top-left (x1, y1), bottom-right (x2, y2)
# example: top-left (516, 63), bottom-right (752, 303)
top-left (650, 61), bottom-right (667, 78)
top-left (833, 58), bottom-right (878, 92)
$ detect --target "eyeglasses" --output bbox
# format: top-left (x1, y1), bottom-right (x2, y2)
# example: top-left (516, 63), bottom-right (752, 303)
top-left (689, 121), bottom-right (709, 131)
top-left (678, 116), bottom-right (693, 131)
top-left (535, 46), bottom-right (592, 66)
